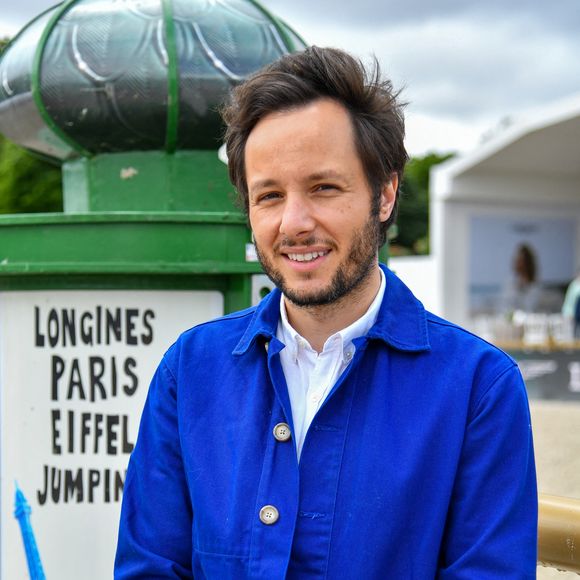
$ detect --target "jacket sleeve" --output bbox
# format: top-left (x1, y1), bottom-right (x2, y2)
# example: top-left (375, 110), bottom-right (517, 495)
top-left (114, 359), bottom-right (193, 579)
top-left (437, 364), bottom-right (538, 579)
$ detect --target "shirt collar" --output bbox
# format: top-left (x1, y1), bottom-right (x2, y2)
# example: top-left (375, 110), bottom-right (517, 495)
top-left (233, 264), bottom-right (431, 355)
top-left (277, 268), bottom-right (386, 359)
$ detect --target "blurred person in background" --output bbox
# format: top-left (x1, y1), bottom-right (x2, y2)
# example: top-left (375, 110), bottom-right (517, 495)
top-left (562, 270), bottom-right (580, 337)
top-left (502, 243), bottom-right (542, 313)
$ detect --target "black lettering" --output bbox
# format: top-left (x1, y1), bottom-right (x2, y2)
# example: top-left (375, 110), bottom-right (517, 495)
top-left (107, 415), bottom-right (119, 455)
top-left (122, 415), bottom-right (134, 453)
top-left (106, 309), bottom-right (122, 344)
top-left (123, 358), bottom-right (138, 396)
top-left (142, 309), bottom-right (155, 345)
top-left (35, 307), bottom-right (45, 347)
top-left (111, 356), bottom-right (118, 397)
top-left (51, 410), bottom-right (61, 454)
top-left (104, 469), bottom-right (111, 503)
top-left (51, 467), bottom-right (61, 503)
top-left (68, 410), bottom-right (74, 453)
top-left (89, 357), bottom-right (107, 402)
top-left (64, 469), bottom-right (83, 503)
top-left (80, 312), bottom-right (93, 345)
top-left (115, 470), bottom-right (125, 501)
top-left (51, 355), bottom-right (65, 401)
top-left (67, 359), bottom-right (86, 400)
top-left (81, 413), bottom-right (91, 453)
top-left (96, 306), bottom-right (102, 344)
top-left (38, 467), bottom-right (127, 505)
top-left (88, 469), bottom-right (100, 503)
top-left (47, 308), bottom-right (59, 348)
top-left (125, 309), bottom-right (139, 345)
top-left (61, 309), bottom-right (76, 347)
top-left (37, 465), bottom-right (48, 505)
top-left (94, 414), bottom-right (104, 454)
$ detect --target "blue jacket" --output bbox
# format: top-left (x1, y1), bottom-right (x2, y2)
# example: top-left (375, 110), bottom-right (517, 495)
top-left (115, 266), bottom-right (537, 579)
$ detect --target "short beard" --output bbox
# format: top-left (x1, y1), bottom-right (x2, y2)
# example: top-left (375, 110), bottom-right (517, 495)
top-left (254, 213), bottom-right (381, 308)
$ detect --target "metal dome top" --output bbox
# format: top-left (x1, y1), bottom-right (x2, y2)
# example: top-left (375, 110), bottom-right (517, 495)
top-left (0, 0), bottom-right (306, 160)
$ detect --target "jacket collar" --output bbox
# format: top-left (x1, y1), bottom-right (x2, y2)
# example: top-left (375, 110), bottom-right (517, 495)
top-left (233, 263), bottom-right (430, 355)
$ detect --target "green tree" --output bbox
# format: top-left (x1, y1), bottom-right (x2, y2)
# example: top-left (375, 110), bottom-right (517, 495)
top-left (393, 152), bottom-right (454, 254)
top-left (0, 136), bottom-right (63, 214)
top-left (0, 36), bottom-right (63, 214)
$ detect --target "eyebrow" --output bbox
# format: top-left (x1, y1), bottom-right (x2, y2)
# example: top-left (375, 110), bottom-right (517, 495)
top-left (307, 170), bottom-right (346, 182)
top-left (248, 178), bottom-right (278, 194)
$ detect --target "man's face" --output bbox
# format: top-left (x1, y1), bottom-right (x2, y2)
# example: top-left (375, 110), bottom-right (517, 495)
top-left (245, 98), bottom-right (396, 307)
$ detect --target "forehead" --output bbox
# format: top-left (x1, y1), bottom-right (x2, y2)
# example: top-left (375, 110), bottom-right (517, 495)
top-left (244, 98), bottom-right (363, 184)
top-left (249, 98), bottom-right (354, 145)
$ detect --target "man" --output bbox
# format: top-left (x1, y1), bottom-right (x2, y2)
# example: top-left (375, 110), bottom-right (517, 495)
top-left (115, 47), bottom-right (537, 578)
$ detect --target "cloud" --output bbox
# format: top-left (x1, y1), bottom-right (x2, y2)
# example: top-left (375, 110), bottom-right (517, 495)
top-left (0, 0), bottom-right (58, 36)
top-left (405, 110), bottom-right (488, 156)
top-left (276, 13), bottom-right (580, 123)
top-left (264, 0), bottom-right (580, 37)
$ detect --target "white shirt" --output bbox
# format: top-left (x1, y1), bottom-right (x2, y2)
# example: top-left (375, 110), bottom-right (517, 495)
top-left (276, 269), bottom-right (386, 459)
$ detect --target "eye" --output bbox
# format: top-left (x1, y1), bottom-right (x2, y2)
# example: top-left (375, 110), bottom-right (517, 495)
top-left (314, 183), bottom-right (339, 193)
top-left (255, 191), bottom-right (282, 204)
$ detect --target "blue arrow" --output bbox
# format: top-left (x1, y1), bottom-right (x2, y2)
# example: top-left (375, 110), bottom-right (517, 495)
top-left (14, 483), bottom-right (46, 580)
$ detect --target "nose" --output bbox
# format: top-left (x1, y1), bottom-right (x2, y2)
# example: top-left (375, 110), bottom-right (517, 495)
top-left (279, 194), bottom-right (315, 239)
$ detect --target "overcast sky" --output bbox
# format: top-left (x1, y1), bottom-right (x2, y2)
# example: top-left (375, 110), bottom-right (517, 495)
top-left (1, 0), bottom-right (579, 156)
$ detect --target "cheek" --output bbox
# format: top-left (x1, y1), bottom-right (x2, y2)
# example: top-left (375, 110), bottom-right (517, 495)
top-left (249, 212), bottom-right (275, 244)
top-left (336, 201), bottom-right (368, 225)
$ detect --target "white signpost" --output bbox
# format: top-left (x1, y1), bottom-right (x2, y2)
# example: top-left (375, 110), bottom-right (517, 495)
top-left (0, 290), bottom-right (223, 579)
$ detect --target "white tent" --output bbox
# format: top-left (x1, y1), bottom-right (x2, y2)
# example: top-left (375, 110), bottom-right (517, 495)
top-left (430, 95), bottom-right (580, 328)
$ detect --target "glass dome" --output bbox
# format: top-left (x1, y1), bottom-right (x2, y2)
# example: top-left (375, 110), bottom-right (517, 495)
top-left (0, 0), bottom-right (306, 160)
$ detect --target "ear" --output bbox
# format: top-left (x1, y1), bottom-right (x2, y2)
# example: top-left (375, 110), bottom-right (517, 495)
top-left (379, 173), bottom-right (398, 223)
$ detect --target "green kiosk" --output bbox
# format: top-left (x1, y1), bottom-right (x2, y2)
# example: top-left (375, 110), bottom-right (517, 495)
top-left (0, 1), bottom-right (305, 578)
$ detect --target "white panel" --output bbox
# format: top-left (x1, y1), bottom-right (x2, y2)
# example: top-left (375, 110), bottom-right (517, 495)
top-left (0, 290), bottom-right (223, 580)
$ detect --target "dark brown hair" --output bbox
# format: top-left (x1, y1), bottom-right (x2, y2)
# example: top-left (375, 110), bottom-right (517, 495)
top-left (515, 244), bottom-right (537, 283)
top-left (221, 46), bottom-right (408, 247)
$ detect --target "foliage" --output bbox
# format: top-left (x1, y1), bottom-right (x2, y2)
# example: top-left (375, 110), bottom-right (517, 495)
top-left (0, 135), bottom-right (63, 214)
top-left (393, 152), bottom-right (454, 254)
top-left (0, 36), bottom-right (63, 214)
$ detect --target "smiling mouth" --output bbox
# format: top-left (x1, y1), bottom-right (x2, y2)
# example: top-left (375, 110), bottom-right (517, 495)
top-left (286, 250), bottom-right (329, 262)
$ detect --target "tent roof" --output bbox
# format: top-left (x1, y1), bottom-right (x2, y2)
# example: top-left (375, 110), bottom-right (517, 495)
top-left (432, 94), bottom-right (580, 200)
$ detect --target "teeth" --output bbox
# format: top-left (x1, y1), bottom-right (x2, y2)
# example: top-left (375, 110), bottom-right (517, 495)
top-left (287, 251), bottom-right (327, 262)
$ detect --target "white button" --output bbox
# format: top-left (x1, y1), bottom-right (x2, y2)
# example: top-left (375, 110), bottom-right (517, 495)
top-left (273, 422), bottom-right (291, 442)
top-left (344, 350), bottom-right (353, 362)
top-left (310, 393), bottom-right (321, 403)
top-left (259, 505), bottom-right (279, 525)
top-left (264, 341), bottom-right (269, 352)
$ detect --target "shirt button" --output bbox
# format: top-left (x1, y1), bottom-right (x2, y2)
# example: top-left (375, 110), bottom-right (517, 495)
top-left (344, 350), bottom-right (353, 362)
top-left (259, 505), bottom-right (279, 525)
top-left (310, 393), bottom-right (321, 403)
top-left (264, 341), bottom-right (269, 353)
top-left (273, 422), bottom-right (292, 442)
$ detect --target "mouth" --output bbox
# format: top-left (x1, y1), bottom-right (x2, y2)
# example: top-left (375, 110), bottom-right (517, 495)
top-left (286, 250), bottom-right (329, 263)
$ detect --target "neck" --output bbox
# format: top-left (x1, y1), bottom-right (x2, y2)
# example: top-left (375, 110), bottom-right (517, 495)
top-left (284, 265), bottom-right (382, 353)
